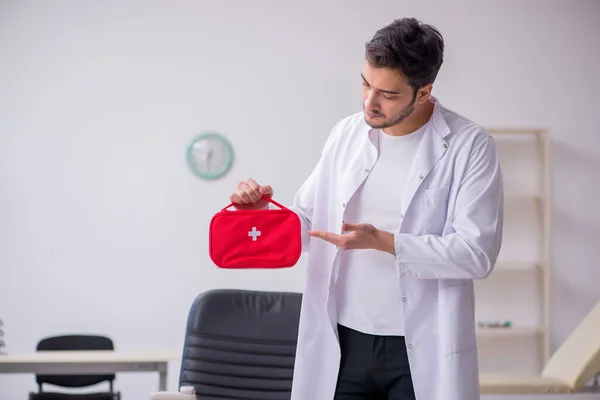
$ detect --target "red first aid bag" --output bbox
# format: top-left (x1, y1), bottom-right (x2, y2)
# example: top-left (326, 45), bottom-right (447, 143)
top-left (209, 196), bottom-right (302, 269)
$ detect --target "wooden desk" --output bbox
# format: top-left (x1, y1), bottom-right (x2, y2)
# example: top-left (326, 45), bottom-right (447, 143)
top-left (0, 351), bottom-right (180, 391)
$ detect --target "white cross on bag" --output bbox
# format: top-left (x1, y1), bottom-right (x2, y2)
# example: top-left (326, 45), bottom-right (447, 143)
top-left (248, 227), bottom-right (261, 241)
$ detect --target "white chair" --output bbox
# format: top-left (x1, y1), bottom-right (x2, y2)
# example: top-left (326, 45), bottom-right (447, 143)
top-left (480, 300), bottom-right (600, 394)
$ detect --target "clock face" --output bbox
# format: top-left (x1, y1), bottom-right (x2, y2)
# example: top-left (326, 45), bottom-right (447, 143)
top-left (187, 132), bottom-right (234, 180)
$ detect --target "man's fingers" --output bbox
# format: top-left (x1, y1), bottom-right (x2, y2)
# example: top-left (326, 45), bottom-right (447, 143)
top-left (239, 191), bottom-right (252, 203)
top-left (229, 193), bottom-right (244, 204)
top-left (245, 178), bottom-right (261, 191)
top-left (309, 230), bottom-right (332, 241)
top-left (309, 230), bottom-right (342, 245)
top-left (246, 178), bottom-right (271, 199)
top-left (246, 178), bottom-right (259, 187)
top-left (260, 185), bottom-right (273, 195)
top-left (233, 184), bottom-right (252, 203)
top-left (231, 178), bottom-right (272, 207)
top-left (342, 223), bottom-right (364, 232)
top-left (237, 181), bottom-right (260, 203)
top-left (244, 180), bottom-right (262, 202)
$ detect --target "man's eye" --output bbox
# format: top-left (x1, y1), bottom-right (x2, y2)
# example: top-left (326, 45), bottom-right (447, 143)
top-left (382, 94), bottom-right (396, 100)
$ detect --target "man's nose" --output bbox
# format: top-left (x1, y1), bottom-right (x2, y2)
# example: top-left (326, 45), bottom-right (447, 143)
top-left (364, 90), bottom-right (377, 109)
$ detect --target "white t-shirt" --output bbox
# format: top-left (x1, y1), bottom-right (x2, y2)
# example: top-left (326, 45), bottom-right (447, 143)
top-left (336, 124), bottom-right (426, 336)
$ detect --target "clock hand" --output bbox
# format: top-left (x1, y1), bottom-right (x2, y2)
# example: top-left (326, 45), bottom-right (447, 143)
top-left (206, 149), bottom-right (214, 174)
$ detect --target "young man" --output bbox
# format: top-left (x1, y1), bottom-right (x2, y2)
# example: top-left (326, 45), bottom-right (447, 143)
top-left (229, 17), bottom-right (503, 400)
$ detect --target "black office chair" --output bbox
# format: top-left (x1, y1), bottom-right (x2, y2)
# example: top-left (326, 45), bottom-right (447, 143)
top-left (177, 289), bottom-right (302, 399)
top-left (29, 334), bottom-right (121, 400)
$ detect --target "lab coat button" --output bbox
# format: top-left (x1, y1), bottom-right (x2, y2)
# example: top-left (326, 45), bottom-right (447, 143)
top-left (342, 202), bottom-right (346, 208)
top-left (407, 344), bottom-right (413, 349)
top-left (402, 297), bottom-right (407, 302)
top-left (418, 175), bottom-right (424, 180)
top-left (364, 168), bottom-right (370, 173)
top-left (443, 143), bottom-right (448, 148)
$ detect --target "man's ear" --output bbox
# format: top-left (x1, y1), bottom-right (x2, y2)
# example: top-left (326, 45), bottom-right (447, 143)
top-left (417, 84), bottom-right (432, 104)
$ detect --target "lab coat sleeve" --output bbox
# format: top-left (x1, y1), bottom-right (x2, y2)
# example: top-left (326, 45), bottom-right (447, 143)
top-left (290, 170), bottom-right (317, 253)
top-left (394, 135), bottom-right (504, 279)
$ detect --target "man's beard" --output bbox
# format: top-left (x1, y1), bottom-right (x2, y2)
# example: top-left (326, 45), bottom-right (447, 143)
top-left (364, 92), bottom-right (417, 129)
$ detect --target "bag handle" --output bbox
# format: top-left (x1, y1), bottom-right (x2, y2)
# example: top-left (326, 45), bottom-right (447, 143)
top-left (222, 195), bottom-right (288, 211)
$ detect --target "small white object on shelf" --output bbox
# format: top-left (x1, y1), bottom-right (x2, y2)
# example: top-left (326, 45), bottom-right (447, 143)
top-left (477, 326), bottom-right (544, 338)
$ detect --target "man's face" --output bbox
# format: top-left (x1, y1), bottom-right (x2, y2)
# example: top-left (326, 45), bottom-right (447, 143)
top-left (361, 61), bottom-right (418, 129)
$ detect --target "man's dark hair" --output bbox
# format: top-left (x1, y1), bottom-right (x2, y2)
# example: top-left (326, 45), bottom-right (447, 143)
top-left (365, 18), bottom-right (444, 92)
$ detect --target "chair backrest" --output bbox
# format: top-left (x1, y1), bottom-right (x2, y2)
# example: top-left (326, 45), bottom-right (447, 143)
top-left (542, 300), bottom-right (600, 390)
top-left (36, 334), bottom-right (115, 388)
top-left (179, 289), bottom-right (302, 400)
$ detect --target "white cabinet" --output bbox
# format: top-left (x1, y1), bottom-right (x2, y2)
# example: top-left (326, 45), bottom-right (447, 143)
top-left (475, 129), bottom-right (551, 374)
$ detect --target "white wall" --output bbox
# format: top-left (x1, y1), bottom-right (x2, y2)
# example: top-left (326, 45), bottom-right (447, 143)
top-left (1, 0), bottom-right (599, 399)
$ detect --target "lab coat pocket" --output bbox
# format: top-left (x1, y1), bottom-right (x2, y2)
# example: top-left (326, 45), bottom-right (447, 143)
top-left (424, 184), bottom-right (451, 234)
top-left (439, 281), bottom-right (477, 355)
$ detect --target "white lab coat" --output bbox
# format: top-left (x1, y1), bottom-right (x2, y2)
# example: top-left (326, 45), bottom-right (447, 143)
top-left (289, 97), bottom-right (503, 400)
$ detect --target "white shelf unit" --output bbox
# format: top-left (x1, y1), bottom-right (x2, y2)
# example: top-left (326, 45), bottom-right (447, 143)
top-left (475, 128), bottom-right (551, 374)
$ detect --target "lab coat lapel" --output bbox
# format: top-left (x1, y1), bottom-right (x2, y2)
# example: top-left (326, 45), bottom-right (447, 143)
top-left (339, 128), bottom-right (378, 207)
top-left (401, 100), bottom-right (450, 215)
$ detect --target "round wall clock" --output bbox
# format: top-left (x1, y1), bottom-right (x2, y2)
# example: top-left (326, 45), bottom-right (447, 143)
top-left (186, 132), bottom-right (234, 180)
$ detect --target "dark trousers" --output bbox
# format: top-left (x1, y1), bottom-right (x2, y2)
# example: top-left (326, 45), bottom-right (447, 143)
top-left (334, 324), bottom-right (416, 400)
